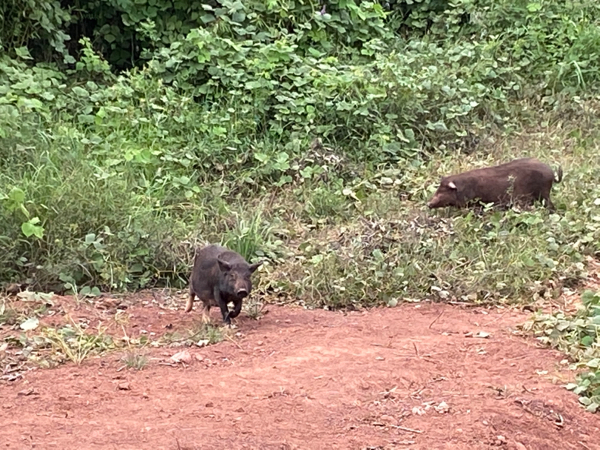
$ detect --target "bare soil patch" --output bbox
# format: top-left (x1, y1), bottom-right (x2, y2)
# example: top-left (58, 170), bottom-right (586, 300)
top-left (1, 295), bottom-right (599, 450)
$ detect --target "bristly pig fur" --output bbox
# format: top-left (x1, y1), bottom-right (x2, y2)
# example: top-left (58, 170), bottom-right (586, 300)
top-left (427, 158), bottom-right (562, 210)
top-left (186, 245), bottom-right (262, 325)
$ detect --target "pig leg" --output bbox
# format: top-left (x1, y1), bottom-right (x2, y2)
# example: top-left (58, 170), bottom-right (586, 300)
top-left (228, 299), bottom-right (242, 320)
top-left (540, 188), bottom-right (555, 210)
top-left (185, 290), bottom-right (195, 313)
top-left (200, 301), bottom-right (211, 324)
top-left (213, 287), bottom-right (231, 325)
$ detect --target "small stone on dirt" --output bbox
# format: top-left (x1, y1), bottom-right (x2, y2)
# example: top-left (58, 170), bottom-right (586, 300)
top-left (380, 415), bottom-right (397, 425)
top-left (465, 331), bottom-right (491, 338)
top-left (118, 383), bottom-right (130, 391)
top-left (435, 401), bottom-right (449, 413)
top-left (412, 406), bottom-right (426, 416)
top-left (171, 350), bottom-right (192, 364)
top-left (17, 388), bottom-right (38, 396)
top-left (196, 339), bottom-right (210, 348)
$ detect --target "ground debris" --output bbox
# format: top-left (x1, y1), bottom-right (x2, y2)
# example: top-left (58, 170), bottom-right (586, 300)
top-left (514, 398), bottom-right (565, 427)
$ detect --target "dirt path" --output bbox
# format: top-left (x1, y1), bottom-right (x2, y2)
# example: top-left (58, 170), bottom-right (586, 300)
top-left (1, 300), bottom-right (599, 450)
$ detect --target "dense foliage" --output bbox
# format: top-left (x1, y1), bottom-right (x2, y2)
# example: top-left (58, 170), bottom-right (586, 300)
top-left (1, 0), bottom-right (600, 297)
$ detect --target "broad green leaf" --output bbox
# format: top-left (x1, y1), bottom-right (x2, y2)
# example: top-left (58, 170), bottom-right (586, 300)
top-left (72, 86), bottom-right (89, 97)
top-left (21, 218), bottom-right (44, 239)
top-left (15, 47), bottom-right (33, 60)
top-left (581, 336), bottom-right (594, 347)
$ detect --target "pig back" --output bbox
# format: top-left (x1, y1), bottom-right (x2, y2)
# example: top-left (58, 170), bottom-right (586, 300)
top-left (450, 159), bottom-right (555, 205)
top-left (489, 159), bottom-right (555, 200)
top-left (190, 244), bottom-right (228, 298)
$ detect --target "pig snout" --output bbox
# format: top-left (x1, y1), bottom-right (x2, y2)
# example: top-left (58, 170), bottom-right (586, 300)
top-left (427, 194), bottom-right (440, 208)
top-left (236, 288), bottom-right (249, 298)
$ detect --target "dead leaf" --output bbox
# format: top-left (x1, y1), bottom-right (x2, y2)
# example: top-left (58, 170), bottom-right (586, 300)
top-left (19, 317), bottom-right (39, 331)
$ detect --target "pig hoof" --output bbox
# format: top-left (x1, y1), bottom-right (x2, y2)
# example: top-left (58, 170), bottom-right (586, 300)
top-left (185, 300), bottom-right (193, 313)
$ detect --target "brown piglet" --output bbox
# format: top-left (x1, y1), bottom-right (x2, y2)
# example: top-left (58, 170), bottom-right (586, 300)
top-left (428, 158), bottom-right (563, 210)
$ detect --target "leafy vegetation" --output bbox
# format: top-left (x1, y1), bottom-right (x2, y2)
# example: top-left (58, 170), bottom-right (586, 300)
top-left (526, 290), bottom-right (600, 412)
top-left (43, 322), bottom-right (115, 365)
top-left (2, 0), bottom-right (600, 299)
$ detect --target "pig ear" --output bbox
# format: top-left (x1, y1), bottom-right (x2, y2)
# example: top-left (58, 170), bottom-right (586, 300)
top-left (448, 181), bottom-right (457, 190)
top-left (217, 258), bottom-right (232, 272)
top-left (248, 261), bottom-right (263, 273)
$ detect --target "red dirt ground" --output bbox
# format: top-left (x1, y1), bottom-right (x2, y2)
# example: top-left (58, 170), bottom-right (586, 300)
top-left (1, 295), bottom-right (600, 450)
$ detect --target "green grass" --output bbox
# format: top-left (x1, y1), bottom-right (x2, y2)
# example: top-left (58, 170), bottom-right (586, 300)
top-left (162, 321), bottom-right (227, 347)
top-left (525, 289), bottom-right (600, 412)
top-left (243, 297), bottom-right (267, 321)
top-left (42, 322), bottom-right (116, 365)
top-left (121, 351), bottom-right (149, 371)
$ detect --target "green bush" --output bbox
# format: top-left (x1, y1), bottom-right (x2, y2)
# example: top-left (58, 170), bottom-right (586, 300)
top-left (2, 0), bottom-right (600, 301)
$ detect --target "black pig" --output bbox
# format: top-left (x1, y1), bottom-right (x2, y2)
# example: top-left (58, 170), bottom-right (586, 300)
top-left (186, 245), bottom-right (262, 325)
top-left (427, 158), bottom-right (563, 210)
